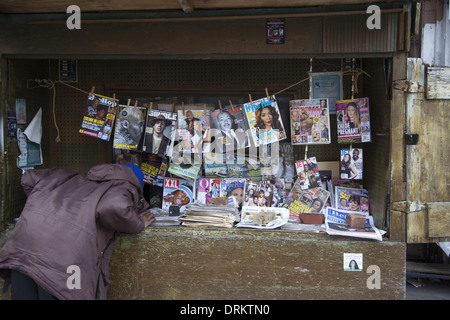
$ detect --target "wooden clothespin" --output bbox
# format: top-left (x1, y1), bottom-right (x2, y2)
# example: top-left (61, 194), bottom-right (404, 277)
top-left (148, 102), bottom-right (153, 113)
top-left (89, 86), bottom-right (95, 97)
top-left (133, 100), bottom-right (138, 114)
top-left (112, 93), bottom-right (117, 107)
top-left (182, 101), bottom-right (185, 116)
top-left (249, 94), bottom-right (253, 105)
top-left (203, 104), bottom-right (207, 115)
top-left (126, 99), bottom-right (131, 109)
top-left (219, 100), bottom-right (223, 113)
top-left (229, 100), bottom-right (234, 111)
top-left (265, 88), bottom-right (270, 100)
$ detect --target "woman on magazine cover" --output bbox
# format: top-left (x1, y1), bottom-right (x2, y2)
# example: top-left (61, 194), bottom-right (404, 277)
top-left (340, 153), bottom-right (358, 180)
top-left (345, 102), bottom-right (361, 133)
top-left (254, 105), bottom-right (284, 142)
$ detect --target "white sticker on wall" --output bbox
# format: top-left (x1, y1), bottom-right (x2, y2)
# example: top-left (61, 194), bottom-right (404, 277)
top-left (343, 253), bottom-right (363, 271)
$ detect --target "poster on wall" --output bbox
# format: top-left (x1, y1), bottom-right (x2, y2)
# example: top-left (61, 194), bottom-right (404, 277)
top-left (290, 98), bottom-right (331, 145)
top-left (311, 72), bottom-right (343, 114)
top-left (243, 96), bottom-right (287, 147)
top-left (266, 18), bottom-right (285, 44)
top-left (336, 97), bottom-right (371, 144)
top-left (80, 94), bottom-right (118, 141)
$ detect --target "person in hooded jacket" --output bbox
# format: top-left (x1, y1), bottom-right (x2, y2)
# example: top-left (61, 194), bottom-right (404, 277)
top-left (0, 163), bottom-right (155, 300)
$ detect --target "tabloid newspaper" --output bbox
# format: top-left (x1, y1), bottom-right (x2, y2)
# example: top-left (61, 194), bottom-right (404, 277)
top-left (113, 104), bottom-right (147, 150)
top-left (340, 148), bottom-right (363, 180)
top-left (325, 207), bottom-right (383, 241)
top-left (143, 109), bottom-right (177, 157)
top-left (243, 96), bottom-right (287, 147)
top-left (80, 93), bottom-right (118, 141)
top-left (290, 98), bottom-right (331, 145)
top-left (284, 186), bottom-right (330, 221)
top-left (335, 186), bottom-right (370, 212)
top-left (161, 177), bottom-right (194, 215)
top-left (236, 206), bottom-right (290, 229)
top-left (294, 157), bottom-right (322, 190)
top-left (336, 97), bottom-right (371, 144)
top-left (176, 109), bottom-right (211, 154)
top-left (210, 104), bottom-right (250, 151)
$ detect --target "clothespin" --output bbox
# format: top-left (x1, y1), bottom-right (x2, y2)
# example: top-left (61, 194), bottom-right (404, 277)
top-left (182, 101), bottom-right (185, 116)
top-left (133, 100), bottom-right (138, 114)
top-left (89, 86), bottom-right (95, 97)
top-left (304, 145), bottom-right (308, 160)
top-left (249, 94), bottom-right (253, 105)
top-left (126, 99), bottom-right (131, 109)
top-left (229, 100), bottom-right (234, 111)
top-left (219, 100), bottom-right (223, 113)
top-left (265, 88), bottom-right (270, 100)
top-left (149, 102), bottom-right (153, 114)
top-left (203, 104), bottom-right (207, 116)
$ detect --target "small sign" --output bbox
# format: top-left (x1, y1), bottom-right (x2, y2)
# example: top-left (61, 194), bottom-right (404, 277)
top-left (266, 18), bottom-right (285, 44)
top-left (343, 253), bottom-right (363, 271)
top-left (59, 59), bottom-right (78, 82)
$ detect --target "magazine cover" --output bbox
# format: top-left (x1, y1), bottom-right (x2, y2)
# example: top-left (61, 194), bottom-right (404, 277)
top-left (284, 187), bottom-right (330, 220)
top-left (340, 148), bottom-right (363, 180)
top-left (141, 152), bottom-right (168, 186)
top-left (243, 96), bottom-right (286, 147)
top-left (294, 157), bottom-right (322, 190)
top-left (196, 178), bottom-right (222, 205)
top-left (237, 206), bottom-right (289, 229)
top-left (290, 99), bottom-right (331, 145)
top-left (161, 177), bottom-right (194, 215)
top-left (204, 153), bottom-right (228, 178)
top-left (80, 93), bottom-right (118, 141)
top-left (168, 163), bottom-right (201, 181)
top-left (210, 105), bottom-right (250, 152)
top-left (270, 178), bottom-right (286, 208)
top-left (335, 186), bottom-right (369, 212)
top-left (143, 109), bottom-right (177, 157)
top-left (325, 207), bottom-right (383, 241)
top-left (220, 178), bottom-right (246, 207)
top-left (274, 142), bottom-right (296, 190)
top-left (176, 109), bottom-right (211, 154)
top-left (244, 180), bottom-right (274, 208)
top-left (113, 104), bottom-right (147, 150)
top-left (336, 97), bottom-right (371, 144)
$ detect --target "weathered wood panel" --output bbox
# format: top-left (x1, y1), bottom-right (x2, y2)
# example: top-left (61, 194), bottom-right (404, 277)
top-left (426, 67), bottom-right (450, 99)
top-left (108, 228), bottom-right (406, 300)
top-left (428, 202), bottom-right (450, 238)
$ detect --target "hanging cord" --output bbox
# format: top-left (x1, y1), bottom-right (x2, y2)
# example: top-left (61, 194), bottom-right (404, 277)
top-left (34, 79), bottom-right (91, 143)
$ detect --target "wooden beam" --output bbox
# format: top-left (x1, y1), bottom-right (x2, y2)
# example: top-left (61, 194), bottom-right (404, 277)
top-left (178, 0), bottom-right (194, 13)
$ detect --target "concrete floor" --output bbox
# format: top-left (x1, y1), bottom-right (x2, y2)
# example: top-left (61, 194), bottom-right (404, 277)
top-left (406, 278), bottom-right (450, 300)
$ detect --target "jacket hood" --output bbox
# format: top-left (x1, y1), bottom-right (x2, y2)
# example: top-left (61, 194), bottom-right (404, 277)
top-left (87, 164), bottom-right (142, 190)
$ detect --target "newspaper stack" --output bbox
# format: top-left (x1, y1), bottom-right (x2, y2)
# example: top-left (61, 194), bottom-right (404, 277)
top-left (179, 203), bottom-right (238, 228)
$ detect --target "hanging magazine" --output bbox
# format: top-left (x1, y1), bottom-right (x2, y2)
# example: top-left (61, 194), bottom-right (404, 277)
top-left (294, 157), bottom-right (322, 190)
top-left (336, 97), bottom-right (371, 144)
top-left (80, 93), bottom-right (118, 141)
top-left (340, 148), bottom-right (363, 180)
top-left (143, 109), bottom-right (177, 157)
top-left (243, 96), bottom-right (286, 147)
top-left (210, 104), bottom-right (250, 152)
top-left (290, 98), bottom-right (331, 145)
top-left (113, 104), bottom-right (147, 150)
top-left (176, 109), bottom-right (211, 154)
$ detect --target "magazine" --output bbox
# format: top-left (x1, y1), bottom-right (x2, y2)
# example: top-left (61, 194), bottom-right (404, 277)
top-left (340, 148), bottom-right (363, 180)
top-left (336, 97), bottom-right (371, 144)
top-left (220, 178), bottom-right (246, 208)
top-left (168, 162), bottom-right (201, 181)
top-left (274, 142), bottom-right (296, 190)
top-left (141, 152), bottom-right (168, 186)
top-left (176, 109), bottom-right (211, 154)
top-left (196, 178), bottom-right (222, 205)
top-left (325, 207), bottom-right (383, 241)
top-left (210, 105), bottom-right (250, 152)
top-left (243, 96), bottom-right (287, 147)
top-left (284, 187), bottom-right (330, 221)
top-left (335, 186), bottom-right (369, 212)
top-left (113, 104), bottom-right (147, 150)
top-left (161, 177), bottom-right (194, 215)
top-left (270, 178), bottom-right (286, 208)
top-left (294, 157), bottom-right (322, 190)
top-left (80, 93), bottom-right (118, 141)
top-left (244, 180), bottom-right (274, 208)
top-left (143, 109), bottom-right (177, 157)
top-left (236, 206), bottom-right (289, 229)
top-left (290, 99), bottom-right (331, 145)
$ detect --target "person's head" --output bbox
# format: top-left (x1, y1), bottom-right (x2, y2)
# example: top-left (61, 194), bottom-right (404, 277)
top-left (123, 163), bottom-right (144, 189)
top-left (310, 199), bottom-right (323, 213)
top-left (352, 149), bottom-right (360, 160)
top-left (120, 108), bottom-right (145, 142)
top-left (186, 110), bottom-right (194, 121)
top-left (253, 196), bottom-right (259, 204)
top-left (255, 106), bottom-right (280, 130)
top-left (153, 119), bottom-right (167, 135)
top-left (292, 187), bottom-right (301, 200)
top-left (348, 195), bottom-right (360, 211)
top-left (96, 106), bottom-right (107, 120)
top-left (346, 102), bottom-right (359, 121)
top-left (217, 111), bottom-right (233, 132)
top-left (342, 153), bottom-right (351, 164)
top-left (172, 189), bottom-right (190, 206)
top-left (340, 198), bottom-right (347, 207)
top-left (304, 163), bottom-right (310, 172)
top-left (231, 187), bottom-right (243, 205)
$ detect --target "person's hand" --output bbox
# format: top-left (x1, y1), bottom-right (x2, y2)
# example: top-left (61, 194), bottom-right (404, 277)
top-left (139, 210), bottom-right (156, 228)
